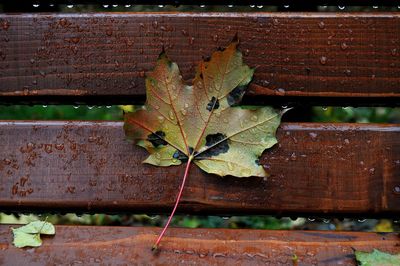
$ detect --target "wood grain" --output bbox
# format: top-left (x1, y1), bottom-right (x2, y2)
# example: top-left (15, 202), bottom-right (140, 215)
top-left (0, 13), bottom-right (399, 104)
top-left (0, 225), bottom-right (399, 265)
top-left (0, 121), bottom-right (399, 217)
top-left (3, 0), bottom-right (398, 5)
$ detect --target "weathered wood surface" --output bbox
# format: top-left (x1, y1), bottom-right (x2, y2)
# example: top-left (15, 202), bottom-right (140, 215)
top-left (0, 225), bottom-right (399, 265)
top-left (0, 121), bottom-right (399, 216)
top-left (0, 13), bottom-right (399, 104)
top-left (2, 1), bottom-right (399, 6)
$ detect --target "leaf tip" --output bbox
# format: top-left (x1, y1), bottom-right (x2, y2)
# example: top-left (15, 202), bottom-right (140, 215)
top-left (281, 107), bottom-right (294, 116)
top-left (232, 32), bottom-right (239, 44)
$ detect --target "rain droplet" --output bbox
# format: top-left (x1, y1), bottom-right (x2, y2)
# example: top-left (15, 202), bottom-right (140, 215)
top-left (103, 4), bottom-right (109, 8)
top-left (338, 6), bottom-right (345, 10)
top-left (227, 162), bottom-right (234, 171)
top-left (184, 103), bottom-right (189, 108)
top-left (319, 56), bottom-right (327, 65)
top-left (308, 218), bottom-right (316, 222)
top-left (251, 115), bottom-right (258, 122)
top-left (393, 186), bottom-right (400, 194)
top-left (180, 109), bottom-right (187, 116)
top-left (369, 168), bottom-right (375, 175)
top-left (275, 88), bottom-right (286, 96)
top-left (67, 5), bottom-right (74, 8)
top-left (322, 218), bottom-right (330, 223)
top-left (318, 21), bottom-right (325, 29)
top-left (357, 218), bottom-right (366, 222)
top-left (33, 4), bottom-right (40, 7)
top-left (73, 105), bottom-right (79, 109)
top-left (213, 35), bottom-right (219, 42)
top-left (341, 42), bottom-right (348, 50)
top-left (168, 110), bottom-right (175, 120)
top-left (157, 116), bottom-right (165, 123)
top-left (309, 132), bottom-right (318, 140)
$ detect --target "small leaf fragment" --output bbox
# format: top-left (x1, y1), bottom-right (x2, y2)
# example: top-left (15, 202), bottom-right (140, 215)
top-left (355, 249), bottom-right (400, 266)
top-left (11, 221), bottom-right (55, 248)
top-left (12, 230), bottom-right (42, 248)
top-left (14, 221), bottom-right (55, 235)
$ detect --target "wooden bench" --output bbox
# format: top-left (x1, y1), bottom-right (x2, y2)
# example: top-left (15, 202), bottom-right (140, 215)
top-left (0, 2), bottom-right (399, 265)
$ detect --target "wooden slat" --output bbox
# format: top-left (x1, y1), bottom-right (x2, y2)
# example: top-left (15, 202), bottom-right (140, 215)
top-left (0, 225), bottom-right (399, 265)
top-left (0, 121), bottom-right (399, 216)
top-left (3, 1), bottom-right (400, 6)
top-left (0, 13), bottom-right (399, 105)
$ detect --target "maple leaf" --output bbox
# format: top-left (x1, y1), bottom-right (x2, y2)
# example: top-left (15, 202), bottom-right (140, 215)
top-left (124, 37), bottom-right (284, 249)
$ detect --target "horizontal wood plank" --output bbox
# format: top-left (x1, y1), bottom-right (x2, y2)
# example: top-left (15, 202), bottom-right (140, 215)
top-left (3, 1), bottom-right (399, 5)
top-left (0, 13), bottom-right (400, 105)
top-left (0, 121), bottom-right (399, 217)
top-left (0, 225), bottom-right (399, 265)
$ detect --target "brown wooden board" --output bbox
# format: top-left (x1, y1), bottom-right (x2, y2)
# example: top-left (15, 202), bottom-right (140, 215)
top-left (0, 225), bottom-right (399, 265)
top-left (3, 1), bottom-right (398, 5)
top-left (0, 13), bottom-right (400, 105)
top-left (0, 121), bottom-right (399, 217)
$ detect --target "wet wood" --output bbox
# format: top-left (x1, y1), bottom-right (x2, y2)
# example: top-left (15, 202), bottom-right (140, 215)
top-left (0, 121), bottom-right (399, 217)
top-left (3, 0), bottom-right (396, 5)
top-left (0, 13), bottom-right (400, 105)
top-left (0, 225), bottom-right (399, 265)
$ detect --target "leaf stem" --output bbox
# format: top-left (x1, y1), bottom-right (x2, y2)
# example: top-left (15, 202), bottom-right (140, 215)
top-left (152, 155), bottom-right (193, 251)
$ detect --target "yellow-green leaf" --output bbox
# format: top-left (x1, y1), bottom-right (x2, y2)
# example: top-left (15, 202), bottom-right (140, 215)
top-left (14, 221), bottom-right (55, 235)
top-left (12, 230), bottom-right (42, 248)
top-left (124, 38), bottom-right (282, 177)
top-left (11, 221), bottom-right (55, 248)
top-left (355, 249), bottom-right (400, 266)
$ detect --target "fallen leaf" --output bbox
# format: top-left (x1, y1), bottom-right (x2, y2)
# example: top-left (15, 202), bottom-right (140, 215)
top-left (124, 37), bottom-right (282, 177)
top-left (355, 249), bottom-right (400, 266)
top-left (12, 221), bottom-right (55, 248)
top-left (124, 37), bottom-right (285, 249)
